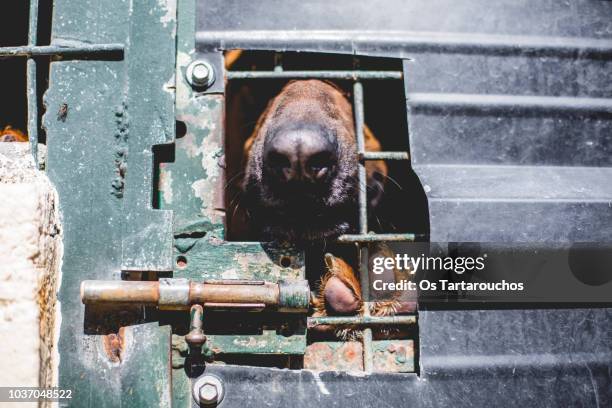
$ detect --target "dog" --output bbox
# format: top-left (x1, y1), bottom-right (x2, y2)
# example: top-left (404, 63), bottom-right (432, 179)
top-left (238, 79), bottom-right (414, 338)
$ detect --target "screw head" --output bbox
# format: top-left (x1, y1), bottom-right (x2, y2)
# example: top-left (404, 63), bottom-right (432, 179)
top-left (186, 60), bottom-right (215, 89)
top-left (193, 374), bottom-right (224, 406)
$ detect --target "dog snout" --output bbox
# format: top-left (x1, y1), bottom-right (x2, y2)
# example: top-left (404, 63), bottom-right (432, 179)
top-left (264, 128), bottom-right (337, 184)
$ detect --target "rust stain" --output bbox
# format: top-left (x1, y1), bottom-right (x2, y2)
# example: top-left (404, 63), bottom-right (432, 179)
top-left (305, 340), bottom-right (414, 373)
top-left (372, 340), bottom-right (414, 372)
top-left (103, 326), bottom-right (126, 363)
top-left (304, 342), bottom-right (364, 372)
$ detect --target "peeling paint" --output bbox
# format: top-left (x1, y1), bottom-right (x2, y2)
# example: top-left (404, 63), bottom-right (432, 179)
top-left (175, 51), bottom-right (193, 111)
top-left (158, 0), bottom-right (177, 28)
top-left (159, 168), bottom-right (173, 204)
top-left (221, 268), bottom-right (239, 279)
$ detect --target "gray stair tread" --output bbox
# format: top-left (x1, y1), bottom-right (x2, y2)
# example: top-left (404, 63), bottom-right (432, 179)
top-left (416, 164), bottom-right (612, 201)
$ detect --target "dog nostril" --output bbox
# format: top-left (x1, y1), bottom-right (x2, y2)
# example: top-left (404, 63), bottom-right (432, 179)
top-left (306, 152), bottom-right (336, 181)
top-left (266, 150), bottom-right (295, 181)
top-left (268, 151), bottom-right (291, 169)
top-left (308, 165), bottom-right (329, 181)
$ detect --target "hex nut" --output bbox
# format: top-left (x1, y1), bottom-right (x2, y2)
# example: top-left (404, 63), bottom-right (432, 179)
top-left (199, 383), bottom-right (218, 404)
top-left (186, 60), bottom-right (215, 89)
top-left (192, 374), bottom-right (224, 406)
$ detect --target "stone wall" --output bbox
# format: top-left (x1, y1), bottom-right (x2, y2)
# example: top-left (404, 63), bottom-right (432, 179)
top-left (0, 143), bottom-right (62, 404)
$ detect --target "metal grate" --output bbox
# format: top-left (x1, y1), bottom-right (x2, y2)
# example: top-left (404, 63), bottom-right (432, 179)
top-left (0, 0), bottom-right (124, 166)
top-left (227, 60), bottom-right (416, 372)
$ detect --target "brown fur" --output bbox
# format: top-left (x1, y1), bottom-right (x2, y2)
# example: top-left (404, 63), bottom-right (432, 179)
top-left (224, 50), bottom-right (244, 70)
top-left (0, 126), bottom-right (27, 142)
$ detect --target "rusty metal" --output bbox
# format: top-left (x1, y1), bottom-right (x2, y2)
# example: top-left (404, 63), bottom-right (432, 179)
top-left (307, 315), bottom-right (416, 328)
top-left (80, 279), bottom-right (309, 312)
top-left (185, 304), bottom-right (207, 349)
top-left (304, 339), bottom-right (414, 372)
top-left (189, 282), bottom-right (279, 308)
top-left (371, 340), bottom-right (415, 373)
top-left (304, 342), bottom-right (364, 372)
top-left (81, 280), bottom-right (160, 305)
top-left (102, 327), bottom-right (126, 363)
top-left (278, 279), bottom-right (310, 313)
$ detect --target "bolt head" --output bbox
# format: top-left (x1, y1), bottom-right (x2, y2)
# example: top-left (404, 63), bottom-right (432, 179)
top-left (199, 383), bottom-right (218, 404)
top-left (192, 63), bottom-right (210, 81)
top-left (193, 374), bottom-right (224, 406)
top-left (186, 60), bottom-right (215, 89)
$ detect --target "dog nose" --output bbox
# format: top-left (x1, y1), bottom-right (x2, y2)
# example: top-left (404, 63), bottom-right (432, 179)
top-left (264, 128), bottom-right (337, 183)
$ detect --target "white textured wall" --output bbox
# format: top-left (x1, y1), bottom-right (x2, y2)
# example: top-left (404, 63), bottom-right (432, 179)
top-left (0, 143), bottom-right (62, 402)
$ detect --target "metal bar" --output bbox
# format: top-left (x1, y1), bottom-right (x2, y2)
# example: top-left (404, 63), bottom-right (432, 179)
top-left (197, 30), bottom-right (612, 58)
top-left (81, 280), bottom-right (160, 305)
top-left (337, 233), bottom-right (416, 243)
top-left (27, 0), bottom-right (39, 165)
top-left (360, 247), bottom-right (374, 372)
top-left (273, 52), bottom-right (283, 72)
top-left (352, 80), bottom-right (375, 372)
top-left (308, 314), bottom-right (416, 328)
top-left (28, 0), bottom-right (38, 44)
top-left (406, 92), bottom-right (612, 115)
top-left (203, 302), bottom-right (265, 310)
top-left (353, 81), bottom-right (368, 234)
top-left (0, 43), bottom-right (125, 58)
top-left (360, 151), bottom-right (409, 160)
top-left (190, 282), bottom-right (279, 307)
top-left (80, 279), bottom-right (310, 312)
top-left (227, 70), bottom-right (402, 80)
top-left (185, 304), bottom-right (207, 348)
top-left (27, 60), bottom-right (38, 164)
